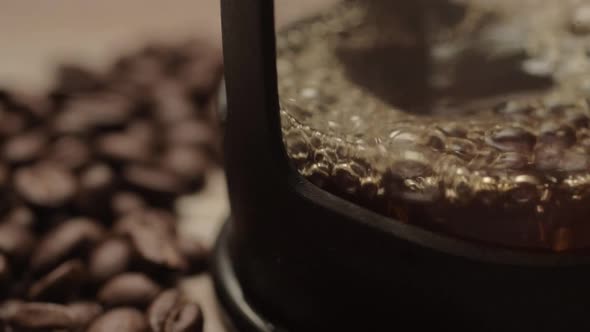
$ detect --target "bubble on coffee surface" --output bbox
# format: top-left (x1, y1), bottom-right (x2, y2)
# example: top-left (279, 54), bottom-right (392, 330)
top-left (278, 0), bottom-right (590, 251)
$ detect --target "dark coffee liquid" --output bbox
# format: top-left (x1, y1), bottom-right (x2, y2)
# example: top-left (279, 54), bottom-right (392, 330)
top-left (279, 0), bottom-right (590, 251)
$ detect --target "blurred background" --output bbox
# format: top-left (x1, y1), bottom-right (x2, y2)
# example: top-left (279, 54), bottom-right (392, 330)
top-left (0, 1), bottom-right (334, 331)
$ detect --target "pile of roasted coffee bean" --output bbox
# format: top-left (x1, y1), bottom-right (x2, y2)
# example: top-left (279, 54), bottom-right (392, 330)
top-left (0, 39), bottom-right (223, 331)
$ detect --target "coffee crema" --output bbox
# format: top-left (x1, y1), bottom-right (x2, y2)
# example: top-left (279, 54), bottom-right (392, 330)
top-left (279, 0), bottom-right (590, 251)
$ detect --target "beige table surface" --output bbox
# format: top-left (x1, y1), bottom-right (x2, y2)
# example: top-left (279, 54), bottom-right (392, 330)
top-left (0, 1), bottom-right (335, 331)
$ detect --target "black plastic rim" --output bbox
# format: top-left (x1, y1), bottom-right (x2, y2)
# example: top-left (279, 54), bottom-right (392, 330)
top-left (212, 219), bottom-right (289, 332)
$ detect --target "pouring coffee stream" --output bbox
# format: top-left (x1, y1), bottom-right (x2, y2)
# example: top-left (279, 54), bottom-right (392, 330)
top-left (279, 0), bottom-right (590, 251)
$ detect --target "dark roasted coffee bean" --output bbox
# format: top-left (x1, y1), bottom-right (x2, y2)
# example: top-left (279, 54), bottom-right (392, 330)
top-left (127, 120), bottom-right (156, 144)
top-left (152, 80), bottom-right (195, 125)
top-left (114, 54), bottom-right (165, 89)
top-left (0, 254), bottom-right (11, 289)
top-left (165, 120), bottom-right (217, 147)
top-left (97, 133), bottom-right (151, 164)
top-left (161, 145), bottom-right (208, 183)
top-left (53, 106), bottom-right (92, 135)
top-left (55, 64), bottom-right (104, 94)
top-left (79, 164), bottom-right (114, 193)
top-left (115, 211), bottom-right (186, 271)
top-left (89, 237), bottom-right (133, 283)
top-left (3, 90), bottom-right (52, 122)
top-left (0, 111), bottom-right (26, 139)
top-left (64, 94), bottom-right (133, 130)
top-left (14, 163), bottom-right (77, 209)
top-left (538, 122), bottom-right (577, 147)
top-left (67, 301), bottom-right (103, 330)
top-left (31, 218), bottom-right (105, 273)
top-left (98, 273), bottom-right (161, 308)
top-left (486, 126), bottom-right (537, 152)
top-left (0, 299), bottom-right (22, 321)
top-left (111, 192), bottom-right (146, 216)
top-left (0, 222), bottom-right (35, 263)
top-left (164, 302), bottom-right (204, 332)
top-left (123, 165), bottom-right (186, 206)
top-left (77, 164), bottom-right (116, 219)
top-left (115, 208), bottom-right (176, 235)
top-left (87, 307), bottom-right (148, 332)
top-left (48, 137), bottom-right (91, 171)
top-left (3, 205), bottom-right (36, 229)
top-left (28, 259), bottom-right (85, 301)
top-left (176, 40), bottom-right (223, 97)
top-left (147, 289), bottom-right (182, 332)
top-left (2, 131), bottom-right (47, 165)
top-left (4, 302), bottom-right (75, 330)
top-left (177, 236), bottom-right (209, 274)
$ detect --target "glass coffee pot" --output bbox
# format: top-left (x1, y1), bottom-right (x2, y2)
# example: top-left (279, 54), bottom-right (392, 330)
top-left (214, 1), bottom-right (590, 330)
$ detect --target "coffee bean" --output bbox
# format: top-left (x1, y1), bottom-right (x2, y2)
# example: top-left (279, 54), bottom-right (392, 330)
top-left (115, 209), bottom-right (176, 236)
top-left (176, 40), bottom-right (223, 97)
top-left (161, 145), bottom-right (208, 180)
top-left (48, 137), bottom-right (91, 171)
top-left (2, 91), bottom-right (51, 123)
top-left (164, 303), bottom-right (204, 332)
top-left (0, 254), bottom-right (11, 289)
top-left (28, 260), bottom-right (85, 301)
top-left (4, 302), bottom-right (75, 330)
top-left (486, 126), bottom-right (537, 152)
top-left (53, 106), bottom-right (93, 135)
top-left (111, 192), bottom-right (146, 217)
top-left (113, 54), bottom-right (165, 89)
top-left (0, 299), bottom-right (22, 321)
top-left (64, 94), bottom-right (133, 131)
top-left (165, 120), bottom-right (216, 147)
top-left (3, 205), bottom-right (36, 229)
top-left (55, 64), bottom-right (104, 95)
top-left (31, 218), bottom-right (105, 273)
top-left (14, 163), bottom-right (77, 209)
top-left (2, 131), bottom-right (47, 165)
top-left (115, 211), bottom-right (186, 271)
top-left (147, 289), bottom-right (182, 332)
top-left (97, 133), bottom-right (151, 164)
top-left (0, 111), bottom-right (26, 138)
top-left (126, 120), bottom-right (156, 145)
top-left (177, 237), bottom-right (209, 274)
top-left (122, 165), bottom-right (186, 206)
top-left (89, 238), bottom-right (133, 283)
top-left (0, 222), bottom-right (35, 263)
top-left (98, 273), bottom-right (161, 308)
top-left (152, 80), bottom-right (195, 125)
top-left (67, 301), bottom-right (103, 329)
top-left (87, 307), bottom-right (148, 332)
top-left (77, 164), bottom-right (116, 219)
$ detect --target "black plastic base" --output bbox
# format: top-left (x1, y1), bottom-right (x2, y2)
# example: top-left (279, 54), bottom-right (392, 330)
top-left (212, 220), bottom-right (288, 332)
